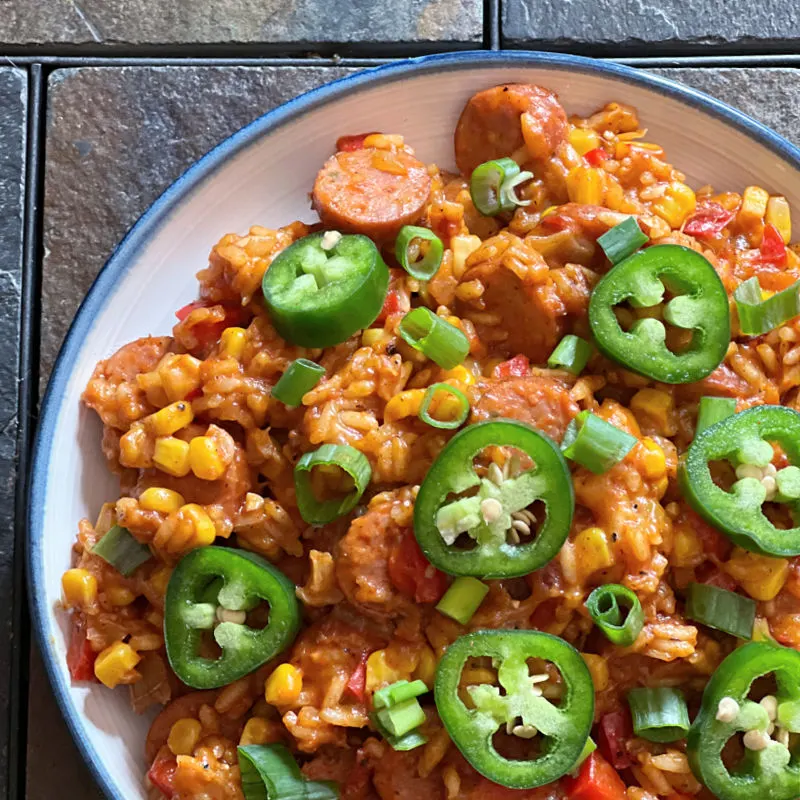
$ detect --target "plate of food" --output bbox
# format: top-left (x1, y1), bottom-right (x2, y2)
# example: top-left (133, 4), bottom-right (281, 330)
top-left (30, 50), bottom-right (800, 800)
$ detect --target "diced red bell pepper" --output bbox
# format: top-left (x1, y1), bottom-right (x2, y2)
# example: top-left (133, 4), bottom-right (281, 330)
top-left (336, 133), bottom-right (379, 152)
top-left (147, 750), bottom-right (178, 798)
top-left (759, 223), bottom-right (787, 267)
top-left (584, 148), bottom-right (608, 167)
top-left (562, 752), bottom-right (627, 800)
top-left (683, 202), bottom-right (734, 240)
top-left (597, 710), bottom-right (633, 769)
top-left (175, 300), bottom-right (207, 321)
top-left (344, 654), bottom-right (368, 703)
top-left (388, 530), bottom-right (449, 604)
top-left (67, 619), bottom-right (97, 682)
top-left (495, 354), bottom-right (531, 379)
top-left (175, 300), bottom-right (248, 351)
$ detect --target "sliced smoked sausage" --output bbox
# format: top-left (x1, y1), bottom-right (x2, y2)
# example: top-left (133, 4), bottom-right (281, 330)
top-left (454, 84), bottom-right (568, 175)
top-left (312, 147), bottom-right (431, 240)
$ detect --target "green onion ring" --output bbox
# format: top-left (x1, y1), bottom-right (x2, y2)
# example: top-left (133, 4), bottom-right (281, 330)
top-left (585, 584), bottom-right (644, 646)
top-left (419, 383), bottom-right (470, 430)
top-left (395, 226), bottom-right (444, 281)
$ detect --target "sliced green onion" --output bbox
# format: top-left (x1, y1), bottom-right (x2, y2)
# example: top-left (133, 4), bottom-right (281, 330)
top-left (294, 444), bottom-right (371, 525)
top-left (597, 217), bottom-right (649, 265)
top-left (271, 358), bottom-right (325, 408)
top-left (734, 277), bottom-right (800, 336)
top-left (419, 383), bottom-right (470, 430)
top-left (376, 697), bottom-right (426, 738)
top-left (685, 582), bottom-right (755, 640)
top-left (373, 679), bottom-right (428, 710)
top-left (238, 743), bottom-right (338, 800)
top-left (92, 524), bottom-right (152, 577)
top-left (395, 226), bottom-right (444, 281)
top-left (369, 712), bottom-right (427, 751)
top-left (398, 307), bottom-right (469, 369)
top-left (547, 335), bottom-right (592, 375)
top-left (586, 584), bottom-right (645, 647)
top-left (436, 577), bottom-right (489, 625)
top-left (695, 396), bottom-right (736, 436)
top-left (470, 157), bottom-right (532, 217)
top-left (627, 687), bottom-right (690, 743)
top-left (561, 411), bottom-right (637, 474)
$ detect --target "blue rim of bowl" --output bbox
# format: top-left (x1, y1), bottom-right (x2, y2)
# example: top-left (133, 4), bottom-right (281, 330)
top-left (29, 49), bottom-right (800, 799)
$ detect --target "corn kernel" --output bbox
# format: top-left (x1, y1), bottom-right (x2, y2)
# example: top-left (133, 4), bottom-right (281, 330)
top-left (739, 186), bottom-right (770, 226)
top-left (239, 717), bottom-right (274, 747)
top-left (652, 182), bottom-right (696, 228)
top-left (264, 664), bottom-right (303, 707)
top-left (673, 526), bottom-right (702, 567)
top-left (119, 425), bottom-right (153, 469)
top-left (451, 234), bottom-right (482, 278)
top-left (149, 565), bottom-right (172, 596)
top-left (139, 487), bottom-right (186, 514)
top-left (149, 401), bottom-right (194, 437)
top-left (94, 641), bottom-right (140, 689)
top-left (568, 128), bottom-right (601, 156)
top-left (752, 617), bottom-right (776, 643)
top-left (362, 328), bottom-right (390, 347)
top-left (630, 389), bottom-right (675, 437)
top-left (725, 549), bottom-right (789, 601)
top-left (442, 365), bottom-right (476, 387)
top-left (61, 568), bottom-right (97, 609)
top-left (220, 327), bottom-right (247, 359)
top-left (574, 527), bottom-right (614, 578)
top-left (639, 438), bottom-right (668, 481)
top-left (167, 718), bottom-right (202, 756)
top-left (106, 585), bottom-right (137, 606)
top-left (153, 437), bottom-right (191, 477)
top-left (581, 653), bottom-right (609, 691)
top-left (176, 504), bottom-right (217, 550)
top-left (366, 649), bottom-right (405, 692)
top-left (384, 389), bottom-right (425, 423)
top-left (413, 645), bottom-right (437, 689)
top-left (766, 196), bottom-right (792, 244)
top-left (566, 166), bottom-right (604, 206)
top-left (188, 436), bottom-right (227, 481)
top-left (159, 353), bottom-right (202, 402)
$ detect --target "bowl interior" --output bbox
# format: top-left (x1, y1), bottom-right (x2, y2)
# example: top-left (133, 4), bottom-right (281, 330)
top-left (31, 52), bottom-right (800, 800)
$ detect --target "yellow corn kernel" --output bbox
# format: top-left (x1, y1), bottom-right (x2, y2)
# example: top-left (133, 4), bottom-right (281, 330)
top-left (106, 585), bottom-right (137, 606)
top-left (725, 549), bottom-right (789, 601)
top-left (766, 196), bottom-right (792, 243)
top-left (159, 353), bottom-right (203, 402)
top-left (177, 504), bottom-right (217, 549)
top-left (673, 526), bottom-right (703, 567)
top-left (220, 327), bottom-right (247, 359)
top-left (566, 166), bottom-right (604, 206)
top-left (739, 185), bottom-right (770, 225)
top-left (574, 527), bottom-right (614, 578)
top-left (119, 425), bottom-right (153, 469)
top-left (150, 566), bottom-right (172, 597)
top-left (426, 388), bottom-right (464, 424)
top-left (651, 181), bottom-right (696, 228)
top-left (442, 365), bottom-right (476, 387)
top-left (752, 617), bottom-right (776, 643)
top-left (366, 649), bottom-right (405, 692)
top-left (167, 718), bottom-right (202, 756)
top-left (94, 641), bottom-right (141, 689)
top-left (581, 653), bottom-right (610, 691)
top-left (153, 437), bottom-right (191, 477)
top-left (362, 328), bottom-right (390, 347)
top-left (413, 645), bottom-right (437, 689)
top-left (638, 438), bottom-right (667, 481)
top-left (139, 487), bottom-right (186, 514)
top-left (384, 389), bottom-right (425, 423)
top-left (149, 401), bottom-right (194, 437)
top-left (451, 234), bottom-right (482, 278)
top-left (568, 127), bottom-right (601, 156)
top-left (630, 389), bottom-right (675, 437)
top-left (239, 717), bottom-right (274, 747)
top-left (264, 664), bottom-right (303, 707)
top-left (61, 568), bottom-right (97, 609)
top-left (188, 436), bottom-right (227, 481)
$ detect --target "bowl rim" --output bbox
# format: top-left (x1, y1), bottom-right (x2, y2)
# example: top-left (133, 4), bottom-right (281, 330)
top-left (28, 49), bottom-right (800, 799)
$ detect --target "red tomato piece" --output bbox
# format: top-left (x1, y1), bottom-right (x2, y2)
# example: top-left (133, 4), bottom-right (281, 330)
top-left (584, 148), bottom-right (607, 167)
top-left (336, 133), bottom-right (379, 152)
top-left (683, 202), bottom-right (734, 239)
top-left (562, 753), bottom-right (627, 800)
top-left (388, 531), bottom-right (449, 604)
top-left (344, 655), bottom-right (368, 703)
top-left (67, 619), bottom-right (97, 682)
top-left (597, 710), bottom-right (634, 769)
top-left (147, 749), bottom-right (178, 799)
top-left (759, 223), bottom-right (787, 267)
top-left (495, 354), bottom-right (531, 379)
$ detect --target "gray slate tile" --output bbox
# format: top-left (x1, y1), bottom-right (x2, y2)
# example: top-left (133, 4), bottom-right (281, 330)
top-left (0, 66), bottom-right (26, 800)
top-left (503, 0), bottom-right (800, 51)
top-left (2, 0), bottom-right (481, 48)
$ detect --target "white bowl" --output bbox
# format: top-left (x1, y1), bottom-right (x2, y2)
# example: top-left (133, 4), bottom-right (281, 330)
top-left (30, 50), bottom-right (800, 799)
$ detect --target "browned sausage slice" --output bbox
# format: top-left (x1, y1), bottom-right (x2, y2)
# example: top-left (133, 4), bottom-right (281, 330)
top-left (454, 84), bottom-right (568, 175)
top-left (312, 147), bottom-right (431, 240)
